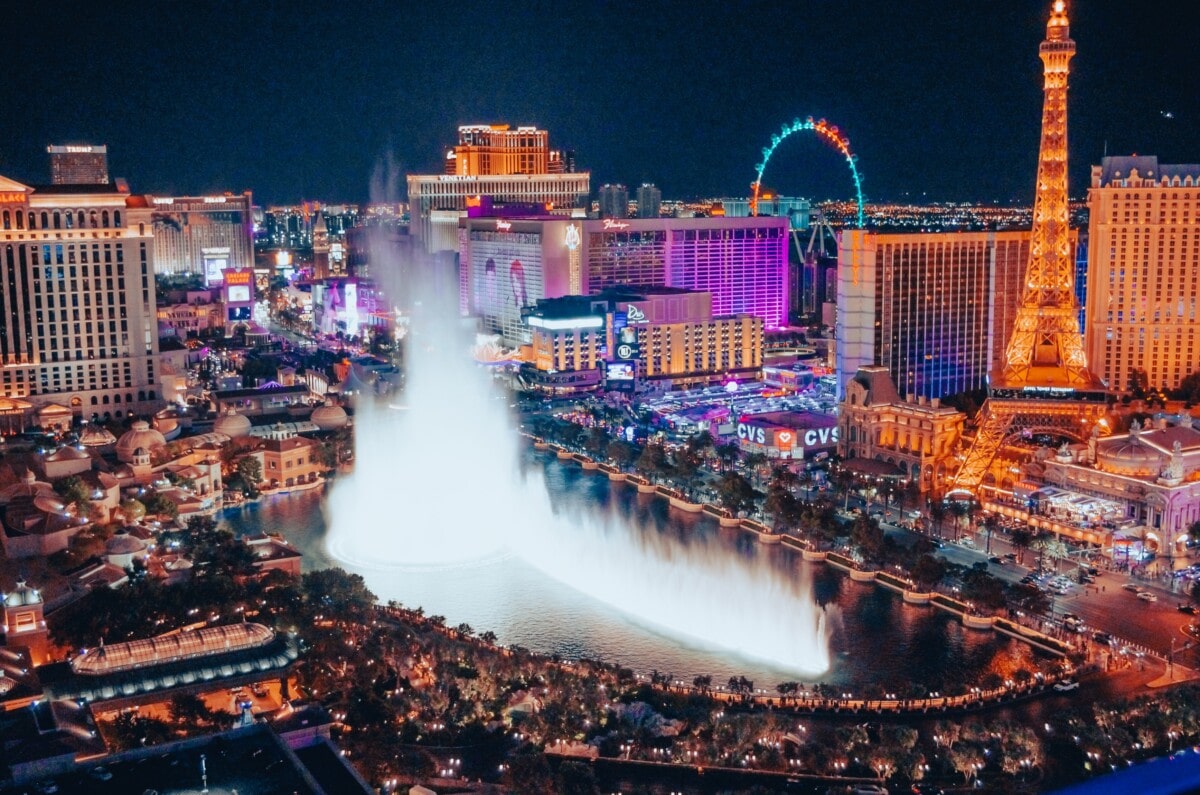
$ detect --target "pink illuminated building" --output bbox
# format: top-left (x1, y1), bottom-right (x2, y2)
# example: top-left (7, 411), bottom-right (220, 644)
top-left (458, 215), bottom-right (788, 347)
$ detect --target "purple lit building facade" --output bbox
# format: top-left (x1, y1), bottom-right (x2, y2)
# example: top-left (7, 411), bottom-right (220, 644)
top-left (459, 215), bottom-right (788, 348)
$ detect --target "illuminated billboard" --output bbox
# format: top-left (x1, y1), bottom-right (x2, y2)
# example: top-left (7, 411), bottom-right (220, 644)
top-left (606, 362), bottom-right (635, 381)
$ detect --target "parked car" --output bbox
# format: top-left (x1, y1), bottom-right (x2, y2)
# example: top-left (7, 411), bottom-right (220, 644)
top-left (1178, 603), bottom-right (1197, 614)
top-left (1092, 631), bottom-right (1114, 644)
top-left (988, 555), bottom-right (1006, 565)
top-left (1122, 582), bottom-right (1142, 592)
top-left (1054, 680), bottom-right (1080, 692)
top-left (1137, 591), bottom-right (1158, 602)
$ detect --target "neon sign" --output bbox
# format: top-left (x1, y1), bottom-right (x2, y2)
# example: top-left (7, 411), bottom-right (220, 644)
top-left (224, 270), bottom-right (252, 285)
top-left (564, 223), bottom-right (581, 251)
top-left (603, 219), bottom-right (630, 230)
top-left (0, 193), bottom-right (26, 204)
top-left (626, 305), bottom-right (647, 323)
top-left (496, 220), bottom-right (512, 231)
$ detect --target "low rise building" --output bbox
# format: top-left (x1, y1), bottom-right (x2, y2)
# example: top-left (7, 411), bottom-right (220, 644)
top-left (837, 366), bottom-right (966, 494)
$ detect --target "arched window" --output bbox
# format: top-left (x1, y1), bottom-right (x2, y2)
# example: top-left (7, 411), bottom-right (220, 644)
top-left (89, 210), bottom-right (98, 228)
top-left (53, 211), bottom-right (61, 229)
top-left (90, 396), bottom-right (98, 405)
top-left (64, 211), bottom-right (73, 229)
top-left (138, 390), bottom-right (146, 401)
top-left (113, 394), bottom-right (121, 404)
top-left (40, 212), bottom-right (49, 229)
top-left (126, 393), bottom-right (133, 403)
top-left (102, 395), bottom-right (109, 404)
top-left (2, 211), bottom-right (9, 230)
top-left (14, 210), bottom-right (22, 229)
top-left (101, 210), bottom-right (110, 227)
top-left (78, 211), bottom-right (86, 228)
top-left (113, 210), bottom-right (121, 227)
top-left (148, 390), bottom-right (156, 400)
top-left (138, 223), bottom-right (145, 235)
top-left (27, 212), bottom-right (35, 229)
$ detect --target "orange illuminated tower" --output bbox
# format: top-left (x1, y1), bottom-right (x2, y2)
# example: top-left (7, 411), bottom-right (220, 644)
top-left (950, 1), bottom-right (1109, 497)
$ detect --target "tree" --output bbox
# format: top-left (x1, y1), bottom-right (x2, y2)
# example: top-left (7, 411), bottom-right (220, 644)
top-left (120, 498), bottom-right (147, 522)
top-left (744, 452), bottom-right (769, 487)
top-left (1010, 527), bottom-right (1034, 565)
top-left (236, 455), bottom-right (263, 492)
top-left (715, 472), bottom-right (757, 516)
top-left (928, 501), bottom-right (947, 540)
top-left (634, 442), bottom-right (669, 484)
top-left (144, 493), bottom-right (178, 519)
top-left (911, 554), bottom-right (947, 591)
top-left (849, 515), bottom-right (885, 564)
top-left (606, 439), bottom-right (637, 471)
top-left (168, 692), bottom-right (222, 730)
top-left (1128, 368), bottom-right (1150, 399)
top-left (714, 441), bottom-right (741, 474)
top-left (981, 512), bottom-right (1001, 555)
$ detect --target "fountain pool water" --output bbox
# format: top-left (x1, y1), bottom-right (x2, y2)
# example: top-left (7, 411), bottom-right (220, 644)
top-left (323, 277), bottom-right (831, 676)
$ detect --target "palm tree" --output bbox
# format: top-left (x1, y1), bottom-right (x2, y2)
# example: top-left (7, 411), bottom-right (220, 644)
top-left (1010, 526), bottom-right (1034, 564)
top-left (929, 501), bottom-right (947, 540)
top-left (714, 442), bottom-right (741, 474)
top-left (981, 513), bottom-right (1001, 555)
top-left (744, 452), bottom-right (769, 487)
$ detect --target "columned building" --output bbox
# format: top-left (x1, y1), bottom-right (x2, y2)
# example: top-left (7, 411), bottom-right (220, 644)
top-left (837, 366), bottom-right (966, 494)
top-left (1084, 155), bottom-right (1200, 393)
top-left (835, 229), bottom-right (1061, 400)
top-left (0, 175), bottom-right (161, 422)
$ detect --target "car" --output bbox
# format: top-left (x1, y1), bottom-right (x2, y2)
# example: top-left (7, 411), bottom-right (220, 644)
top-left (1137, 591), bottom-right (1158, 602)
top-left (1093, 631), bottom-right (1114, 644)
top-left (1179, 604), bottom-right (1198, 614)
top-left (988, 555), bottom-right (1006, 565)
top-left (1020, 575), bottom-right (1036, 584)
top-left (1122, 582), bottom-right (1142, 592)
top-left (958, 537), bottom-right (975, 548)
top-left (89, 766), bottom-right (113, 781)
top-left (1053, 680), bottom-right (1080, 692)
top-left (1004, 552), bottom-right (1018, 561)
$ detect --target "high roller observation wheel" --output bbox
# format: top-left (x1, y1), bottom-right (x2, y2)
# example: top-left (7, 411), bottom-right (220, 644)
top-left (752, 117), bottom-right (865, 229)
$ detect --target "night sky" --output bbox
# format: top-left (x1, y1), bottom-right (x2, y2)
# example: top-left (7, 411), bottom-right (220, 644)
top-left (2, 1), bottom-right (1197, 206)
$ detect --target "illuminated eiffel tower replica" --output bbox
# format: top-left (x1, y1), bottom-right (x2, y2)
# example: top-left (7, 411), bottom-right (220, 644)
top-left (949, 0), bottom-right (1110, 498)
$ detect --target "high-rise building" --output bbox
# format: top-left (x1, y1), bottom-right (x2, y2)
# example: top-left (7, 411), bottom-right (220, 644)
top-left (444, 124), bottom-right (565, 176)
top-left (407, 125), bottom-right (590, 253)
top-left (127, 193), bottom-right (254, 282)
top-left (636, 184), bottom-right (661, 219)
top-left (598, 184), bottom-right (629, 219)
top-left (0, 174), bottom-right (161, 421)
top-left (835, 230), bottom-right (1040, 401)
top-left (47, 144), bottom-right (109, 185)
top-left (1084, 155), bottom-right (1200, 393)
top-left (458, 215), bottom-right (787, 348)
top-left (950, 0), bottom-right (1110, 498)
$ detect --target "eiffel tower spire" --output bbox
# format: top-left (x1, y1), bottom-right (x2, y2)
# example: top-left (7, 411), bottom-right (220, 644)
top-left (949, 1), bottom-right (1110, 498)
top-left (996, 0), bottom-right (1101, 389)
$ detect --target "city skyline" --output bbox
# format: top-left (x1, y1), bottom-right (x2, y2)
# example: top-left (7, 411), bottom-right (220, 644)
top-left (1, 1), bottom-right (1196, 206)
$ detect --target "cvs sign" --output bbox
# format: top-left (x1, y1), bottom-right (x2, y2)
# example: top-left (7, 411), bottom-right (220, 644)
top-left (736, 422), bottom-right (768, 444)
top-left (802, 427), bottom-right (839, 446)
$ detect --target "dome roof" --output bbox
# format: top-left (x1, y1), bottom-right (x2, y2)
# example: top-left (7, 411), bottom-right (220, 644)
top-left (79, 425), bottom-right (117, 448)
top-left (105, 533), bottom-right (148, 555)
top-left (71, 622), bottom-right (275, 675)
top-left (310, 404), bottom-right (348, 431)
top-left (1097, 438), bottom-right (1162, 477)
top-left (153, 410), bottom-right (181, 441)
top-left (5, 580), bottom-right (42, 606)
top-left (115, 420), bottom-right (167, 462)
top-left (213, 410), bottom-right (252, 439)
